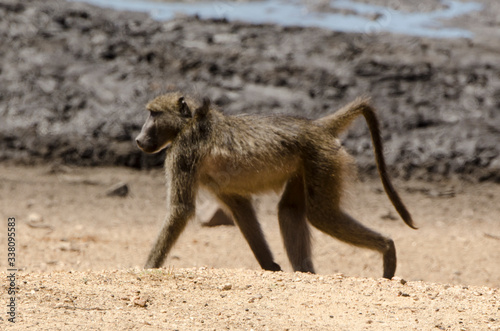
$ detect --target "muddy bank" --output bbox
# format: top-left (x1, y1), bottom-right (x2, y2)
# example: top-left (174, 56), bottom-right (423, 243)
top-left (0, 0), bottom-right (499, 181)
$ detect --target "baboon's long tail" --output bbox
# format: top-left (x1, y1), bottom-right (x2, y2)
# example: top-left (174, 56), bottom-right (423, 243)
top-left (317, 98), bottom-right (417, 229)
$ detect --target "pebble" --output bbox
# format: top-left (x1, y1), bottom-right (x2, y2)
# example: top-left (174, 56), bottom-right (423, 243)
top-left (221, 283), bottom-right (232, 291)
top-left (105, 182), bottom-right (129, 197)
top-left (202, 208), bottom-right (234, 227)
top-left (28, 212), bottom-right (44, 223)
top-left (392, 277), bottom-right (407, 285)
top-left (133, 297), bottom-right (148, 307)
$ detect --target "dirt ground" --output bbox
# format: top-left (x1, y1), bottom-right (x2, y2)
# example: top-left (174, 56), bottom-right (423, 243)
top-left (1, 164), bottom-right (499, 329)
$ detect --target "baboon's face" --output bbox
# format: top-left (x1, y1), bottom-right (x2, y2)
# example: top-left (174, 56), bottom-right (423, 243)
top-left (135, 93), bottom-right (192, 154)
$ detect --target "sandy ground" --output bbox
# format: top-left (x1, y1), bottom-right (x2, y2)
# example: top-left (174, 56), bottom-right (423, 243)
top-left (0, 165), bottom-right (499, 329)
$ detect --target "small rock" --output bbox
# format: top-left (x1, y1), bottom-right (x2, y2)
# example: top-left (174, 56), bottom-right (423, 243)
top-left (202, 208), bottom-right (234, 227)
top-left (392, 277), bottom-right (407, 285)
top-left (106, 182), bottom-right (129, 197)
top-left (248, 294), bottom-right (263, 303)
top-left (213, 33), bottom-right (239, 44)
top-left (133, 297), bottom-right (148, 307)
top-left (37, 78), bottom-right (57, 94)
top-left (28, 212), bottom-right (44, 223)
top-left (380, 211), bottom-right (398, 221)
top-left (221, 283), bottom-right (232, 291)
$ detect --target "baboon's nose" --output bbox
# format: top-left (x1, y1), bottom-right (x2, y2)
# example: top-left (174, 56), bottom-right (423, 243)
top-left (135, 138), bottom-right (143, 148)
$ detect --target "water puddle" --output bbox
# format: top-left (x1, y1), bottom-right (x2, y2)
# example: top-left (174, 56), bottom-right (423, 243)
top-left (68, 0), bottom-right (483, 38)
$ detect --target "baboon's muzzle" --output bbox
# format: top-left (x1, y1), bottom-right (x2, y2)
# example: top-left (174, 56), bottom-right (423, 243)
top-left (135, 136), bottom-right (154, 153)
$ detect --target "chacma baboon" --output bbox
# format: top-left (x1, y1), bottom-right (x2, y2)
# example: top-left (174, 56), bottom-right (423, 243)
top-left (136, 92), bottom-right (415, 279)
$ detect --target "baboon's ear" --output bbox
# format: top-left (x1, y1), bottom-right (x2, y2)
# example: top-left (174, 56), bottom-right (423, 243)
top-left (178, 97), bottom-right (191, 118)
top-left (195, 98), bottom-right (211, 118)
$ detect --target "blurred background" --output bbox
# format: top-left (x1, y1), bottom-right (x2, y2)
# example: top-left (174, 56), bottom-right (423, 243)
top-left (1, 0), bottom-right (499, 181)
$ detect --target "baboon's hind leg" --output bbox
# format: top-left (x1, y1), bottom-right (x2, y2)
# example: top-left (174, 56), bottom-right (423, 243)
top-left (303, 164), bottom-right (396, 279)
top-left (278, 176), bottom-right (315, 273)
top-left (307, 206), bottom-right (396, 278)
top-left (218, 194), bottom-right (281, 272)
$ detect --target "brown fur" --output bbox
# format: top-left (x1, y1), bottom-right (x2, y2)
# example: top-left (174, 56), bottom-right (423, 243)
top-left (136, 92), bottom-right (415, 278)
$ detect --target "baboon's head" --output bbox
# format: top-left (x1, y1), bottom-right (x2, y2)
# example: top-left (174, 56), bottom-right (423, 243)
top-left (135, 92), bottom-right (195, 154)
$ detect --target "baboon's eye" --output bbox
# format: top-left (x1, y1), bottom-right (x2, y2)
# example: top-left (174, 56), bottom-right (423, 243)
top-left (149, 111), bottom-right (161, 118)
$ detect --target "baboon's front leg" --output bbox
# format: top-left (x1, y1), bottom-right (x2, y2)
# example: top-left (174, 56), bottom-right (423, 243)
top-left (218, 194), bottom-right (281, 271)
top-left (145, 166), bottom-right (196, 269)
top-left (144, 209), bottom-right (193, 268)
